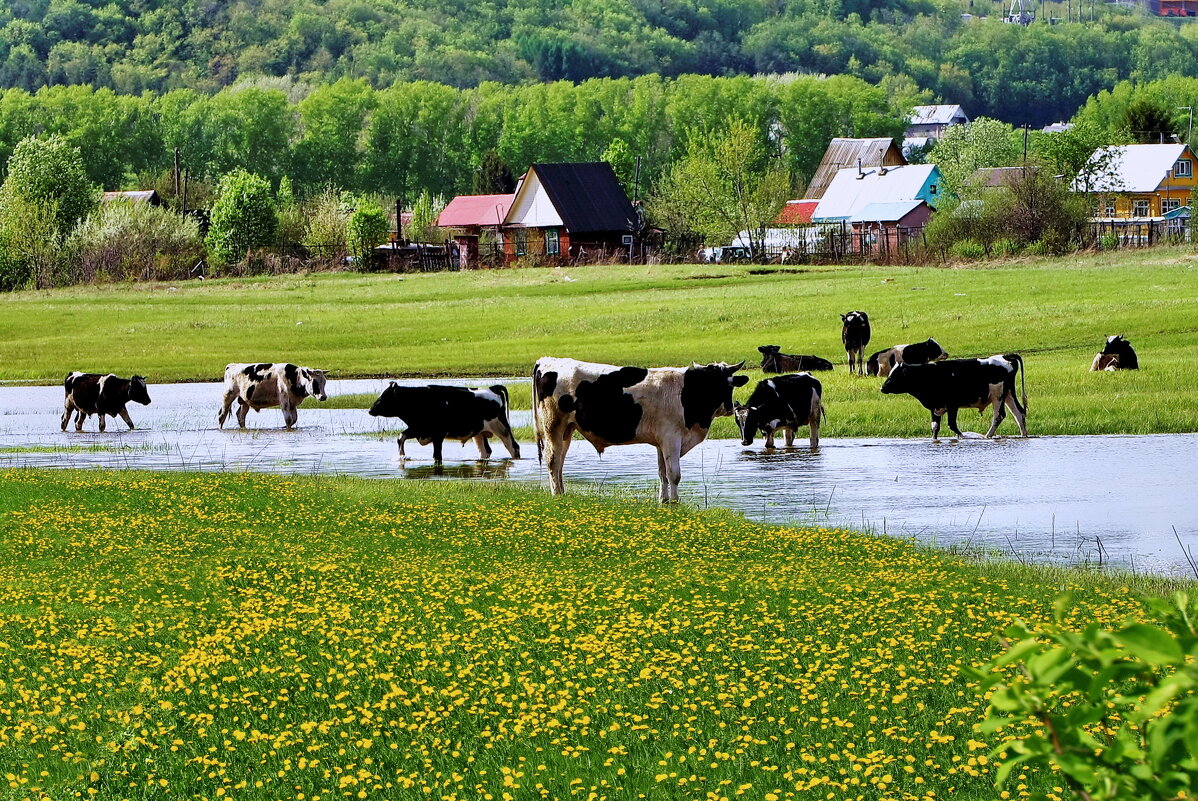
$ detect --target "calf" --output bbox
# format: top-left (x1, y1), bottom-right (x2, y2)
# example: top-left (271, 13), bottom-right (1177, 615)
top-left (758, 345), bottom-right (834, 373)
top-left (217, 362), bottom-right (328, 430)
top-left (880, 353), bottom-right (1028, 440)
top-left (866, 338), bottom-right (948, 377)
top-left (61, 372), bottom-right (151, 432)
top-left (533, 357), bottom-right (748, 502)
top-left (840, 311), bottom-right (871, 375)
top-left (735, 373), bottom-right (823, 449)
top-left (368, 383), bottom-right (520, 463)
top-left (1090, 334), bottom-right (1139, 371)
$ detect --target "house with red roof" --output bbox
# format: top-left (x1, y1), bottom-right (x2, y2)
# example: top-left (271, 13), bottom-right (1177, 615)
top-left (436, 193), bottom-right (514, 268)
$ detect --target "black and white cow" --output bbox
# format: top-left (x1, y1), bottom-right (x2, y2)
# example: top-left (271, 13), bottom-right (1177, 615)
top-left (533, 357), bottom-right (748, 502)
top-left (217, 362), bottom-right (328, 429)
top-left (1090, 335), bottom-right (1139, 371)
top-left (840, 311), bottom-right (871, 375)
top-left (880, 353), bottom-right (1028, 440)
top-left (759, 345), bottom-right (834, 373)
top-left (866, 338), bottom-right (948, 377)
top-left (61, 372), bottom-right (151, 432)
top-left (367, 383), bottom-right (520, 463)
top-left (735, 373), bottom-right (823, 449)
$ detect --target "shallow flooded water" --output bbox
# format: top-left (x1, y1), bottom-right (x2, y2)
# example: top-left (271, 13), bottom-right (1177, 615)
top-left (2, 380), bottom-right (1196, 576)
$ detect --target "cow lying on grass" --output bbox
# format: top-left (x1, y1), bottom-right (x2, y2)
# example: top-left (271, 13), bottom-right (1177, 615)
top-left (368, 383), bottom-right (520, 463)
top-left (866, 338), bottom-right (948, 377)
top-left (759, 345), bottom-right (833, 373)
top-left (62, 372), bottom-right (151, 432)
top-left (217, 362), bottom-right (328, 430)
top-left (1090, 335), bottom-right (1139, 371)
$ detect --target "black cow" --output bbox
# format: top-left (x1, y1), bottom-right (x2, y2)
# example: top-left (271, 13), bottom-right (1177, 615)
top-left (840, 311), bottom-right (871, 375)
top-left (368, 383), bottom-right (520, 463)
top-left (759, 345), bottom-right (834, 373)
top-left (880, 354), bottom-right (1028, 440)
top-left (735, 373), bottom-right (823, 449)
top-left (866, 338), bottom-right (948, 377)
top-left (1090, 335), bottom-right (1139, 371)
top-left (61, 372), bottom-right (152, 432)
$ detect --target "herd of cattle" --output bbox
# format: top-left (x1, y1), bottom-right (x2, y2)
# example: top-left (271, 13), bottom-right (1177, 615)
top-left (56, 318), bottom-right (1139, 501)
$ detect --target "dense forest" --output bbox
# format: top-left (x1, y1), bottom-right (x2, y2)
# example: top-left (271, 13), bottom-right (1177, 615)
top-left (1, 0), bottom-right (1198, 126)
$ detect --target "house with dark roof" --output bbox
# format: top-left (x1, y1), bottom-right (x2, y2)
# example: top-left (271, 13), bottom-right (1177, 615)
top-left (500, 162), bottom-right (636, 264)
top-left (101, 190), bottom-right (165, 207)
top-left (805, 138), bottom-right (907, 200)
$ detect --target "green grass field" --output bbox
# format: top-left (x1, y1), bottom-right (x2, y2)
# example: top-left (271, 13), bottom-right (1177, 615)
top-left (0, 468), bottom-right (1176, 801)
top-left (4, 248), bottom-right (1198, 436)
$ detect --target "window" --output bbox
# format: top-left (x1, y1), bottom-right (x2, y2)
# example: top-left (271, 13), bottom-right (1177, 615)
top-left (1132, 198), bottom-right (1151, 217)
top-left (1175, 159), bottom-right (1192, 178)
top-left (514, 229), bottom-right (528, 256)
top-left (544, 228), bottom-right (560, 256)
top-left (1162, 198), bottom-right (1182, 213)
top-left (1104, 199), bottom-right (1116, 217)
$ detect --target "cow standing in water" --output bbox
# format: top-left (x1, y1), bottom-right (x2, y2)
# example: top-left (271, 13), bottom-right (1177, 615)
top-left (61, 372), bottom-right (152, 432)
top-left (880, 353), bottom-right (1028, 440)
top-left (735, 373), bottom-right (823, 449)
top-left (840, 311), bottom-right (871, 375)
top-left (368, 383), bottom-right (520, 463)
top-left (533, 357), bottom-right (748, 502)
top-left (217, 363), bottom-right (328, 430)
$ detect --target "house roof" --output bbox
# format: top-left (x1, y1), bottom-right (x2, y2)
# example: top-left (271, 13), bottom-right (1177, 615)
top-left (805, 138), bottom-right (906, 199)
top-left (774, 199), bottom-right (819, 225)
top-left (813, 164), bottom-right (940, 221)
top-left (510, 162), bottom-right (635, 234)
top-left (1075, 144), bottom-right (1190, 193)
top-left (971, 166), bottom-right (1038, 188)
top-left (436, 193), bottom-right (514, 228)
top-left (909, 105), bottom-right (969, 126)
top-left (101, 189), bottom-right (161, 205)
top-left (849, 200), bottom-right (928, 223)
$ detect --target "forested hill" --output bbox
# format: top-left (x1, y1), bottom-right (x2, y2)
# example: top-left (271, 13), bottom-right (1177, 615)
top-left (1, 0), bottom-right (1197, 125)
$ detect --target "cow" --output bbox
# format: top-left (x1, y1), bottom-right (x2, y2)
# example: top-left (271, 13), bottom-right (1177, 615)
top-left (1090, 334), bottom-right (1139, 371)
top-left (734, 373), bottom-right (823, 449)
top-left (758, 345), bottom-right (834, 373)
top-left (866, 338), bottom-right (948, 377)
top-left (533, 357), bottom-right (748, 502)
top-left (217, 362), bottom-right (328, 430)
top-left (840, 311), bottom-right (871, 375)
top-left (880, 353), bottom-right (1028, 440)
top-left (367, 383), bottom-right (520, 463)
top-left (61, 372), bottom-right (151, 432)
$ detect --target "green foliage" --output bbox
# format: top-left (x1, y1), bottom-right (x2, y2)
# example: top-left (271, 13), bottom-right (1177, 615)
top-left (1099, 231), bottom-right (1119, 250)
top-left (967, 592), bottom-right (1198, 801)
top-left (404, 190), bottom-right (445, 243)
top-left (473, 150), bottom-right (515, 195)
top-left (63, 199), bottom-right (203, 283)
top-left (1121, 97), bottom-right (1178, 144)
top-left (0, 193), bottom-right (61, 290)
top-left (205, 170), bottom-right (278, 267)
top-left (949, 239), bottom-right (986, 260)
top-left (346, 198), bottom-right (389, 266)
top-left (299, 188), bottom-right (350, 263)
top-left (1, 134), bottom-right (97, 233)
top-left (929, 118), bottom-right (1021, 195)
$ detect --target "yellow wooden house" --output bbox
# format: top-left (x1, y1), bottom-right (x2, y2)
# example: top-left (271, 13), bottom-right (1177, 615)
top-left (1075, 143), bottom-right (1197, 218)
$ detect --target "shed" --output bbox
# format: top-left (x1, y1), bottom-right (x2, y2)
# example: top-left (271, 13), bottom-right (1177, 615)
top-left (812, 164), bottom-right (944, 223)
top-left (848, 200), bottom-right (933, 256)
top-left (805, 138), bottom-right (906, 200)
top-left (436, 193), bottom-right (514, 268)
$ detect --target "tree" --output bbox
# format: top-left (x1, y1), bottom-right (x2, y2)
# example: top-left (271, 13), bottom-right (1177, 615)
top-left (346, 198), bottom-right (389, 266)
top-left (205, 169), bottom-right (278, 267)
top-left (648, 119), bottom-right (791, 259)
top-left (1, 134), bottom-right (97, 233)
top-left (473, 149), bottom-right (515, 194)
top-left (928, 118), bottom-right (1020, 194)
top-left (1121, 98), bottom-right (1177, 144)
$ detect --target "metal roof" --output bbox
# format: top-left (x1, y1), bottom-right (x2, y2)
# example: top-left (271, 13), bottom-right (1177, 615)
top-left (436, 193), bottom-right (514, 228)
top-left (101, 189), bottom-right (162, 205)
top-left (511, 162), bottom-right (636, 234)
top-left (805, 138), bottom-right (906, 199)
top-left (813, 164), bottom-right (940, 221)
top-left (909, 105), bottom-right (969, 126)
top-left (774, 199), bottom-right (819, 225)
top-left (849, 200), bottom-right (927, 223)
top-left (1074, 144), bottom-right (1191, 193)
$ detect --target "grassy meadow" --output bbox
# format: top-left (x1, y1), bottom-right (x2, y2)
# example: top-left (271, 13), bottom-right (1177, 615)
top-left (6, 247), bottom-right (1193, 437)
top-left (0, 468), bottom-right (1175, 801)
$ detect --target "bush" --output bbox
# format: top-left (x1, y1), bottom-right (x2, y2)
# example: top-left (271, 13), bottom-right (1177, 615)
top-left (205, 170), bottom-right (278, 268)
top-left (1023, 238), bottom-right (1050, 256)
top-left (64, 200), bottom-right (203, 283)
top-left (347, 198), bottom-right (390, 268)
top-left (1099, 231), bottom-right (1119, 250)
top-left (0, 195), bottom-right (63, 290)
top-left (301, 188), bottom-right (351, 266)
top-left (992, 237), bottom-right (1021, 257)
top-left (1, 135), bottom-right (97, 235)
top-left (949, 239), bottom-right (987, 260)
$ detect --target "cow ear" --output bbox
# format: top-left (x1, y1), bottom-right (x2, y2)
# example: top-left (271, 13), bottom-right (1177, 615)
top-left (840, 313), bottom-right (847, 321)
top-left (389, 380), bottom-right (397, 387)
top-left (732, 375), bottom-right (749, 387)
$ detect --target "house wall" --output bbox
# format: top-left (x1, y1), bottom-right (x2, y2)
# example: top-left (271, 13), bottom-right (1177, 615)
top-left (850, 207), bottom-right (931, 256)
top-left (506, 173), bottom-right (564, 228)
top-left (1097, 189), bottom-right (1194, 218)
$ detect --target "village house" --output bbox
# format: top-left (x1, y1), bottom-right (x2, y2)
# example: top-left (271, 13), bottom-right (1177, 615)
top-left (849, 200), bottom-right (935, 257)
top-left (101, 190), bottom-right (165, 207)
top-left (435, 193), bottom-right (514, 269)
top-left (811, 163), bottom-right (944, 255)
top-left (1075, 143), bottom-right (1197, 219)
top-left (903, 104), bottom-right (969, 157)
top-left (499, 162), bottom-right (636, 265)
top-left (804, 138), bottom-right (906, 199)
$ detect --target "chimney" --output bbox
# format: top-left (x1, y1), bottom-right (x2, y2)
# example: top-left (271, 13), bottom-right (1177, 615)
top-left (856, 158), bottom-right (865, 180)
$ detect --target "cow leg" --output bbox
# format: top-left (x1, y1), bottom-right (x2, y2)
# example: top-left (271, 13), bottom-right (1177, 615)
top-left (1005, 392), bottom-right (1029, 437)
top-left (984, 398), bottom-right (1007, 438)
top-left (474, 433), bottom-right (493, 459)
top-left (494, 419), bottom-right (521, 459)
top-left (658, 439), bottom-right (683, 503)
top-left (764, 429), bottom-right (776, 449)
top-left (217, 388), bottom-right (238, 428)
top-left (118, 407), bottom-right (136, 430)
top-left (783, 428), bottom-right (795, 447)
top-left (61, 398), bottom-right (75, 432)
top-left (397, 433), bottom-right (409, 458)
top-left (544, 425), bottom-right (573, 495)
top-left (930, 412), bottom-right (942, 441)
top-left (75, 411), bottom-right (87, 432)
top-left (280, 399), bottom-right (297, 430)
top-left (97, 413), bottom-right (107, 433)
top-left (236, 401), bottom-right (250, 429)
top-left (947, 408), bottom-right (966, 439)
top-left (431, 437), bottom-right (444, 464)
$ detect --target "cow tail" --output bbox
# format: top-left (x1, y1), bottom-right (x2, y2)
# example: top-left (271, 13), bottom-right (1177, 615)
top-left (1018, 353), bottom-right (1028, 412)
top-left (531, 362), bottom-right (543, 464)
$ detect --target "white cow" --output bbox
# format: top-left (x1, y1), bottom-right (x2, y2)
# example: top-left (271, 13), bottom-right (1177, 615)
top-left (217, 362), bottom-right (328, 429)
top-left (532, 357), bottom-right (747, 502)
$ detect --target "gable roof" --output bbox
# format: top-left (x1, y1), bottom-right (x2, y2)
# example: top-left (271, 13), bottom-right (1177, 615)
top-left (971, 166), bottom-right (1038, 188)
top-left (508, 162), bottom-right (635, 234)
top-left (436, 193), bottom-right (514, 228)
top-left (813, 164), bottom-right (941, 221)
top-left (102, 189), bottom-right (162, 205)
top-left (1075, 144), bottom-right (1192, 193)
top-left (774, 199), bottom-right (819, 225)
top-left (909, 105), bottom-right (969, 126)
top-left (849, 199), bottom-right (928, 223)
top-left (805, 138), bottom-right (906, 199)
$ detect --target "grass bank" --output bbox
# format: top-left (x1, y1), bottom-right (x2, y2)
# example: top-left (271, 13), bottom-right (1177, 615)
top-left (4, 248), bottom-right (1198, 436)
top-left (0, 468), bottom-right (1176, 801)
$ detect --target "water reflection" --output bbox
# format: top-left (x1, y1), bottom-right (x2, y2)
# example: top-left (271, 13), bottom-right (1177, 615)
top-left (399, 460), bottom-right (515, 480)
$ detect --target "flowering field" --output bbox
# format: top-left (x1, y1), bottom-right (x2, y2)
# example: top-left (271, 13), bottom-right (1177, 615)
top-left (0, 469), bottom-right (1152, 801)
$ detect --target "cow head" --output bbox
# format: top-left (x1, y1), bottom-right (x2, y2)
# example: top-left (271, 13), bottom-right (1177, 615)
top-left (758, 345), bottom-right (780, 356)
top-left (303, 368), bottom-right (329, 401)
top-left (880, 365), bottom-right (911, 395)
top-left (841, 311), bottom-right (867, 327)
top-left (368, 382), bottom-right (400, 417)
top-left (1102, 334), bottom-right (1130, 355)
top-left (733, 401), bottom-right (764, 446)
top-left (130, 375), bottom-right (151, 405)
top-left (684, 361), bottom-right (748, 424)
